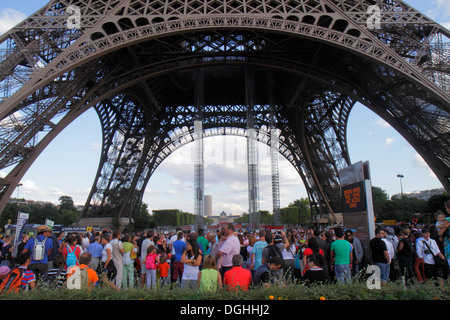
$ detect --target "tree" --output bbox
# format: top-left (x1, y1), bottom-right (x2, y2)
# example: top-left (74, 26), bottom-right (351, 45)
top-left (371, 186), bottom-right (389, 217)
top-left (59, 196), bottom-right (76, 213)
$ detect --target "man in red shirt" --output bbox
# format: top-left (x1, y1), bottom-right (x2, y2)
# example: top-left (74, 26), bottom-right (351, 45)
top-left (223, 254), bottom-right (252, 291)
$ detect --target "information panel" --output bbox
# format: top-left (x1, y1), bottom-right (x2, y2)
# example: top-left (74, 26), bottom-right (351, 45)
top-left (341, 180), bottom-right (366, 214)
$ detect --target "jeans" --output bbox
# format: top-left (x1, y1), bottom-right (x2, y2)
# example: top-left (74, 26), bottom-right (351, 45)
top-left (334, 264), bottom-right (352, 284)
top-left (122, 263), bottom-right (135, 288)
top-left (146, 269), bottom-right (157, 289)
top-left (374, 262), bottom-right (390, 283)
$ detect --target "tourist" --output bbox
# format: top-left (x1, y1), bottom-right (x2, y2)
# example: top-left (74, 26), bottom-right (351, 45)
top-left (417, 226), bottom-right (446, 284)
top-left (208, 231), bottom-right (219, 260)
top-left (172, 231), bottom-right (186, 287)
top-left (397, 225), bottom-right (414, 282)
top-left (144, 245), bottom-right (158, 289)
top-left (110, 230), bottom-right (124, 289)
top-left (412, 229), bottom-right (425, 283)
top-left (251, 229), bottom-right (267, 275)
top-left (140, 230), bottom-right (155, 287)
top-left (62, 234), bottom-right (82, 268)
top-left (42, 254), bottom-right (67, 288)
top-left (100, 233), bottom-right (116, 283)
top-left (216, 223), bottom-right (240, 279)
top-left (369, 227), bottom-right (390, 286)
top-left (0, 236), bottom-right (13, 267)
top-left (302, 253), bottom-right (330, 286)
top-left (22, 225), bottom-right (53, 280)
top-left (281, 232), bottom-right (296, 282)
top-left (181, 239), bottom-right (202, 289)
top-left (302, 237), bottom-right (324, 275)
top-left (66, 252), bottom-right (99, 289)
top-left (46, 228), bottom-right (60, 270)
top-left (345, 229), bottom-right (364, 276)
top-left (0, 266), bottom-right (9, 284)
top-left (197, 254), bottom-right (221, 293)
top-left (16, 234), bottom-right (29, 258)
top-left (88, 235), bottom-right (103, 272)
top-left (330, 227), bottom-right (352, 284)
top-left (252, 256), bottom-right (283, 288)
top-left (168, 227), bottom-right (182, 283)
top-left (0, 252), bottom-right (36, 292)
top-left (157, 254), bottom-right (170, 288)
top-left (262, 231), bottom-right (289, 285)
top-left (122, 235), bottom-right (137, 289)
top-left (246, 233), bottom-right (256, 270)
top-left (223, 254), bottom-right (252, 291)
top-left (197, 229), bottom-right (209, 256)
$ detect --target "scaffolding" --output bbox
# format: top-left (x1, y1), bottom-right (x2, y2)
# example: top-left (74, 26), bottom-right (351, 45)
top-left (268, 72), bottom-right (281, 225)
top-left (194, 69), bottom-right (204, 229)
top-left (246, 68), bottom-right (260, 230)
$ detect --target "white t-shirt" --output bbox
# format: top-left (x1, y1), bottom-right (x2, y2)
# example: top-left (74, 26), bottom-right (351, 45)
top-left (282, 244), bottom-right (296, 260)
top-left (110, 238), bottom-right (124, 262)
top-left (141, 238), bottom-right (154, 259)
top-left (417, 238), bottom-right (441, 265)
top-left (101, 243), bottom-right (112, 263)
top-left (182, 255), bottom-right (199, 280)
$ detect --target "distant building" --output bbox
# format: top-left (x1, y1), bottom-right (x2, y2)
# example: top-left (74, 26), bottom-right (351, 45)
top-left (392, 188), bottom-right (445, 201)
top-left (204, 195), bottom-right (212, 216)
top-left (209, 211), bottom-right (241, 224)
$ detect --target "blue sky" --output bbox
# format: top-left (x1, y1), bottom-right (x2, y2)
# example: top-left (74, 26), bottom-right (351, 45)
top-left (0, 0), bottom-right (447, 215)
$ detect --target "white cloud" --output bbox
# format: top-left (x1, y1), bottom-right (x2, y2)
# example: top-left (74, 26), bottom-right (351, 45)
top-left (374, 118), bottom-right (391, 128)
top-left (0, 8), bottom-right (26, 35)
top-left (50, 187), bottom-right (65, 197)
top-left (413, 154), bottom-right (428, 167)
top-left (20, 179), bottom-right (47, 197)
top-left (384, 138), bottom-right (396, 146)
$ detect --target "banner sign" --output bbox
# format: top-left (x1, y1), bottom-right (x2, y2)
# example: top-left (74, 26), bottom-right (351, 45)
top-left (14, 212), bottom-right (29, 245)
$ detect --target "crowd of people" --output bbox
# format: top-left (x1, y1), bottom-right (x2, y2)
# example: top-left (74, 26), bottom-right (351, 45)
top-left (0, 199), bottom-right (449, 293)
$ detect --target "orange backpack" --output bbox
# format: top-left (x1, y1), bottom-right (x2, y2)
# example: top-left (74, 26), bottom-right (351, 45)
top-left (0, 268), bottom-right (24, 294)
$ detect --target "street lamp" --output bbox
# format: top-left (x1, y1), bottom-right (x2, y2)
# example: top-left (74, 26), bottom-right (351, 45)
top-left (16, 182), bottom-right (23, 209)
top-left (397, 174), bottom-right (404, 198)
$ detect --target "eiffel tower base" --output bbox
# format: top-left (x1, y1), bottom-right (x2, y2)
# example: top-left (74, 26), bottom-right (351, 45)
top-left (75, 217), bottom-right (133, 232)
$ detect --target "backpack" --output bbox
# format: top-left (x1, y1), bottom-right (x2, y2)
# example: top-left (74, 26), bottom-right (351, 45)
top-left (0, 268), bottom-right (24, 293)
top-left (66, 266), bottom-right (89, 290)
top-left (66, 246), bottom-right (78, 267)
top-left (267, 244), bottom-right (286, 268)
top-left (32, 237), bottom-right (47, 261)
top-left (145, 253), bottom-right (157, 269)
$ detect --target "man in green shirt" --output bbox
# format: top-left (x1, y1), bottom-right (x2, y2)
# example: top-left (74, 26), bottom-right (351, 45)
top-left (197, 229), bottom-right (209, 255)
top-left (330, 227), bottom-right (353, 284)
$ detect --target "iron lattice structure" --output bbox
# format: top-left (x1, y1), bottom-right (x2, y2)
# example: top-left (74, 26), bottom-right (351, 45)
top-left (0, 0), bottom-right (449, 222)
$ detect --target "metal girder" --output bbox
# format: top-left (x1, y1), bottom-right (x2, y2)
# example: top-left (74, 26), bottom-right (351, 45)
top-left (0, 0), bottom-right (448, 220)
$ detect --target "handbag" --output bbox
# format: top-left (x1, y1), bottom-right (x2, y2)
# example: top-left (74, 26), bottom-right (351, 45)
top-left (422, 240), bottom-right (447, 267)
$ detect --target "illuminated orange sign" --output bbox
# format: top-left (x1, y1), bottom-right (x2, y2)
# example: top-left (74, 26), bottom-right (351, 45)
top-left (341, 181), bottom-right (366, 213)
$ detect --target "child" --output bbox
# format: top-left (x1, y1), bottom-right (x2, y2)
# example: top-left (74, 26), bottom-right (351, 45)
top-left (435, 210), bottom-right (450, 242)
top-left (197, 254), bottom-right (222, 293)
top-left (145, 245), bottom-right (158, 289)
top-left (157, 255), bottom-right (170, 288)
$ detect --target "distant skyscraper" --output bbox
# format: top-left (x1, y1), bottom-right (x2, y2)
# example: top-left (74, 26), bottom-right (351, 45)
top-left (204, 195), bottom-right (212, 216)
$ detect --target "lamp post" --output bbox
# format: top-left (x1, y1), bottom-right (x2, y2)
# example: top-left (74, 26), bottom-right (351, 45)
top-left (396, 174), bottom-right (404, 198)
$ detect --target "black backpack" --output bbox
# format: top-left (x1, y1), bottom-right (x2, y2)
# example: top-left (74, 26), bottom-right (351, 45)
top-left (267, 244), bottom-right (286, 268)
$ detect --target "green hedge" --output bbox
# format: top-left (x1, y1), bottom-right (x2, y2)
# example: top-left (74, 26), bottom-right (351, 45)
top-left (1, 279), bottom-right (449, 300)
